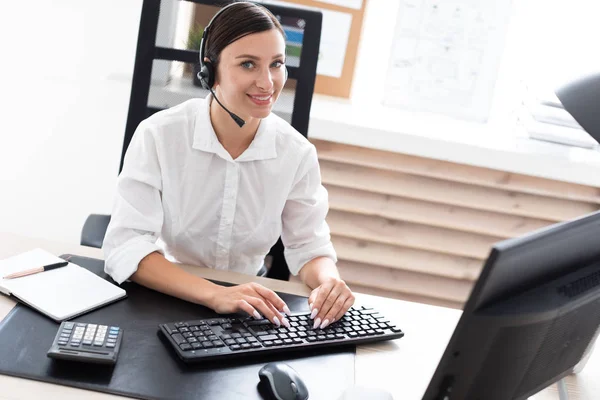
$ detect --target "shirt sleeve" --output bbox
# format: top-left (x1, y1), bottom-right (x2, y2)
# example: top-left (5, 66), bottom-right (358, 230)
top-left (282, 144), bottom-right (337, 276)
top-left (102, 122), bottom-right (165, 284)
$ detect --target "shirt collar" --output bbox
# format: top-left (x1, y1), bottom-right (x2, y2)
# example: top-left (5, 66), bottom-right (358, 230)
top-left (192, 94), bottom-right (278, 162)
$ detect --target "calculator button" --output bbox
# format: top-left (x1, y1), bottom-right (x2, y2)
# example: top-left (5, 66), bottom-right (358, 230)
top-left (70, 341), bottom-right (80, 346)
top-left (82, 340), bottom-right (93, 345)
top-left (64, 322), bottom-right (75, 329)
top-left (106, 343), bottom-right (115, 348)
top-left (109, 327), bottom-right (120, 332)
top-left (57, 340), bottom-right (68, 345)
top-left (93, 341), bottom-right (104, 346)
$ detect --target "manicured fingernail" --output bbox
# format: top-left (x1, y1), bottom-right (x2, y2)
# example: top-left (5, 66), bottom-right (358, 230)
top-left (309, 303), bottom-right (313, 310)
top-left (283, 305), bottom-right (292, 315)
top-left (313, 318), bottom-right (321, 330)
top-left (320, 319), bottom-right (329, 329)
top-left (310, 308), bottom-right (318, 319)
top-left (253, 310), bottom-right (261, 319)
top-left (273, 316), bottom-right (281, 327)
top-left (281, 317), bottom-right (291, 328)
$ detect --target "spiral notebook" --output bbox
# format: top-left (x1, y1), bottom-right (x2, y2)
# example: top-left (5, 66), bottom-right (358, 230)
top-left (0, 248), bottom-right (126, 321)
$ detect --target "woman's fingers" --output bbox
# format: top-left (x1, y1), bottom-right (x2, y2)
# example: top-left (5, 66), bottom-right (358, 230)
top-left (334, 296), bottom-right (355, 323)
top-left (308, 287), bottom-right (319, 311)
top-left (253, 283), bottom-right (291, 315)
top-left (309, 282), bottom-right (335, 328)
top-left (235, 299), bottom-right (262, 320)
top-left (245, 296), bottom-right (283, 327)
top-left (313, 284), bottom-right (345, 329)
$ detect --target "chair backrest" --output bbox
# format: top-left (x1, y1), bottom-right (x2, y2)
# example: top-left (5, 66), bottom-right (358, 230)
top-left (119, 0), bottom-right (322, 280)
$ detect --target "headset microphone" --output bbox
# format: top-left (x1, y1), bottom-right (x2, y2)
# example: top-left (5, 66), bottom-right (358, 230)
top-left (200, 77), bottom-right (246, 128)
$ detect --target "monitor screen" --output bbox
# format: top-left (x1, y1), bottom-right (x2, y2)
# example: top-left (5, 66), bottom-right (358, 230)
top-left (423, 210), bottom-right (600, 400)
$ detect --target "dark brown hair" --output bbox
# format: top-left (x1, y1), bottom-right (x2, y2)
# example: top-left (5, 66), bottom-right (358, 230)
top-left (205, 2), bottom-right (286, 72)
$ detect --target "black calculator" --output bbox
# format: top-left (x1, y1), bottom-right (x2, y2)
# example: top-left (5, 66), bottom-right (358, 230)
top-left (47, 321), bottom-right (123, 365)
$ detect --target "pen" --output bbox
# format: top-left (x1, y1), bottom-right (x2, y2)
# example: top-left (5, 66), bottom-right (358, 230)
top-left (2, 261), bottom-right (69, 280)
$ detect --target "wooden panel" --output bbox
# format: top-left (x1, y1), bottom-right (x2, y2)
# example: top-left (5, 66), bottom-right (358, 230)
top-left (327, 184), bottom-right (553, 239)
top-left (336, 260), bottom-right (472, 303)
top-left (328, 209), bottom-right (501, 259)
top-left (313, 139), bottom-right (600, 203)
top-left (320, 160), bottom-right (597, 222)
top-left (332, 235), bottom-right (483, 281)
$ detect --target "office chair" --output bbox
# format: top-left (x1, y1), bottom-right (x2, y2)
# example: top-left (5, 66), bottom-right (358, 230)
top-left (81, 0), bottom-right (322, 281)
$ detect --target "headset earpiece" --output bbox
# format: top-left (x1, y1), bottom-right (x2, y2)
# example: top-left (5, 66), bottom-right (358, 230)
top-left (199, 61), bottom-right (214, 90)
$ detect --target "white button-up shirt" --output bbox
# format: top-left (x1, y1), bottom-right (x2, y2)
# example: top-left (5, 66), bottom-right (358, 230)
top-left (102, 96), bottom-right (337, 284)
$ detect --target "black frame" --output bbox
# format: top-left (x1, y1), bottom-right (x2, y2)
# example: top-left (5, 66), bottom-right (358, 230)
top-left (118, 0), bottom-right (323, 280)
top-left (120, 0), bottom-right (322, 172)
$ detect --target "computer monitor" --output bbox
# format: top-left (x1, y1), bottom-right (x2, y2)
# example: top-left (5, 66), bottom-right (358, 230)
top-left (422, 210), bottom-right (600, 400)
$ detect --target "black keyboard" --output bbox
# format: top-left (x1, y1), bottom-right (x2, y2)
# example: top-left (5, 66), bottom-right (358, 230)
top-left (158, 306), bottom-right (404, 363)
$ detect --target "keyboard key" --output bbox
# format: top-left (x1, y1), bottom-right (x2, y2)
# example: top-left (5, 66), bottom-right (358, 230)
top-left (225, 339), bottom-right (236, 345)
top-left (180, 343), bottom-right (192, 351)
top-left (251, 342), bottom-right (262, 348)
top-left (230, 345), bottom-right (241, 351)
top-left (192, 342), bottom-right (202, 349)
top-left (245, 319), bottom-right (271, 326)
top-left (213, 340), bottom-right (224, 347)
top-left (259, 334), bottom-right (278, 341)
top-left (273, 340), bottom-right (283, 346)
top-left (241, 343), bottom-right (251, 349)
top-left (171, 333), bottom-right (187, 345)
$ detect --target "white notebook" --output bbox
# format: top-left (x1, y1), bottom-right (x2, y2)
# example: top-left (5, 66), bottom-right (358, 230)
top-left (0, 248), bottom-right (126, 321)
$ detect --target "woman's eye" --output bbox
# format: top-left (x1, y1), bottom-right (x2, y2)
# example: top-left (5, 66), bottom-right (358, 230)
top-left (271, 60), bottom-right (284, 68)
top-left (241, 61), bottom-right (255, 69)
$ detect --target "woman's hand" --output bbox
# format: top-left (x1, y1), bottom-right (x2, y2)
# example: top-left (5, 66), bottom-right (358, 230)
top-left (208, 282), bottom-right (291, 328)
top-left (308, 277), bottom-right (355, 330)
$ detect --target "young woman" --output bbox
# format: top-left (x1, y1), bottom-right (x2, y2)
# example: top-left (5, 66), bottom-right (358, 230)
top-left (103, 2), bottom-right (354, 330)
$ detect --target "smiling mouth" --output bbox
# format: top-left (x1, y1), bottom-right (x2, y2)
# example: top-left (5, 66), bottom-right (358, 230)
top-left (248, 94), bottom-right (273, 101)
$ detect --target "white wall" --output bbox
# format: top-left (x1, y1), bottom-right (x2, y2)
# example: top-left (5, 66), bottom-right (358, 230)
top-left (0, 0), bottom-right (142, 243)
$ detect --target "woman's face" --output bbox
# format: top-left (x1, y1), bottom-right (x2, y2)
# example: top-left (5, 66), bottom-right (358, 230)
top-left (214, 29), bottom-right (287, 120)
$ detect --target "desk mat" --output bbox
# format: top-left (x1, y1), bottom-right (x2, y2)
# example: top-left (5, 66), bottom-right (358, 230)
top-left (0, 254), bottom-right (354, 400)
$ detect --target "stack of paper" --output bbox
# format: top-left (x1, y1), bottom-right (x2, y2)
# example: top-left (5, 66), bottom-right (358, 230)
top-left (521, 87), bottom-right (598, 149)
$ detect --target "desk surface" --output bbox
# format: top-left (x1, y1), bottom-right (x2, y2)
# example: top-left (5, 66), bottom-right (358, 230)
top-left (0, 233), bottom-right (598, 400)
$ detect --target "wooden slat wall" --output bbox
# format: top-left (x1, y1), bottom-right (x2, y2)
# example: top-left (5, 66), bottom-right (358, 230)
top-left (310, 139), bottom-right (600, 309)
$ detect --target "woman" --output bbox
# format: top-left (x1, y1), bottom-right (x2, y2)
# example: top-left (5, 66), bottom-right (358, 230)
top-left (103, 2), bottom-right (354, 331)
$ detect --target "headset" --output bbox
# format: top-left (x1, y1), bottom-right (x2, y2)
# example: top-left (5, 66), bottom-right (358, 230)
top-left (198, 1), bottom-right (288, 128)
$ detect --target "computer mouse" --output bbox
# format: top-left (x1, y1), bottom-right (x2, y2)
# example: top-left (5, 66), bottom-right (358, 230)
top-left (258, 362), bottom-right (309, 400)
